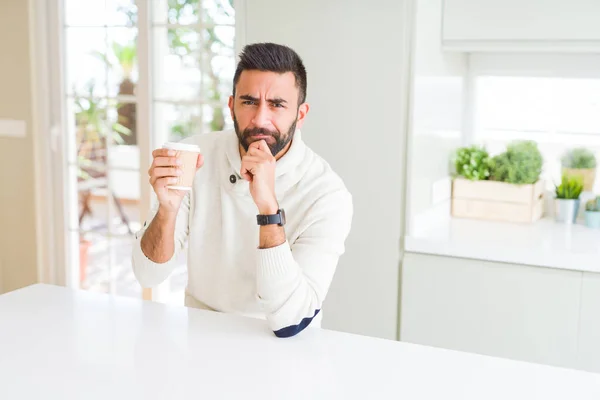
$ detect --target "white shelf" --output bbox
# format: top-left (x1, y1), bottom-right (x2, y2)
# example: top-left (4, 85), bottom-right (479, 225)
top-left (405, 217), bottom-right (600, 273)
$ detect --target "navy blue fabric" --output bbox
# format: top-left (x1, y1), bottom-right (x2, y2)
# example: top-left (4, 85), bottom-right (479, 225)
top-left (273, 309), bottom-right (321, 338)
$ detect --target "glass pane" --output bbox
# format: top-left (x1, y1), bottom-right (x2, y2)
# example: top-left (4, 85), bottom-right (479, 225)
top-left (106, 100), bottom-right (136, 146)
top-left (204, 25), bottom-right (235, 54)
top-left (72, 94), bottom-right (109, 179)
top-left (202, 104), bottom-right (232, 133)
top-left (153, 27), bottom-right (202, 100)
top-left (77, 152), bottom-right (109, 235)
top-left (202, 27), bottom-right (235, 101)
top-left (476, 76), bottom-right (557, 132)
top-left (66, 28), bottom-right (108, 97)
top-left (554, 78), bottom-right (600, 134)
top-left (65, 0), bottom-right (106, 27)
top-left (155, 102), bottom-right (202, 143)
top-left (206, 53), bottom-right (234, 101)
top-left (64, 0), bottom-right (143, 300)
top-left (107, 28), bottom-right (138, 98)
top-left (201, 0), bottom-right (235, 25)
top-left (153, 0), bottom-right (200, 25)
top-left (106, 167), bottom-right (140, 238)
top-left (79, 170), bottom-right (140, 293)
top-left (82, 234), bottom-right (140, 296)
top-left (106, 0), bottom-right (138, 27)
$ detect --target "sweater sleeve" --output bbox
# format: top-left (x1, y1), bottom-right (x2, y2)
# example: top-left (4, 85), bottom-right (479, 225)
top-left (256, 189), bottom-right (353, 338)
top-left (131, 193), bottom-right (191, 288)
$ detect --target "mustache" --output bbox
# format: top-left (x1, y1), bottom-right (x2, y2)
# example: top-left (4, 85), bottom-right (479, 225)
top-left (243, 127), bottom-right (280, 138)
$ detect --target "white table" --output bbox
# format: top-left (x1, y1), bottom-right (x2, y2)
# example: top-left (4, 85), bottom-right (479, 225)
top-left (1, 285), bottom-right (599, 399)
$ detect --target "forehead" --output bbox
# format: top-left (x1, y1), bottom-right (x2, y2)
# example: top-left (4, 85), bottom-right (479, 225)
top-left (236, 70), bottom-right (298, 97)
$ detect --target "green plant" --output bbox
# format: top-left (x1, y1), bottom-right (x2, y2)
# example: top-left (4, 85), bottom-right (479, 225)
top-left (93, 41), bottom-right (137, 79)
top-left (490, 141), bottom-right (543, 184)
top-left (561, 148), bottom-right (597, 169)
top-left (112, 42), bottom-right (136, 78)
top-left (92, 40), bottom-right (138, 145)
top-left (454, 145), bottom-right (492, 181)
top-left (73, 82), bottom-right (130, 145)
top-left (74, 81), bottom-right (131, 180)
top-left (165, 0), bottom-right (233, 135)
top-left (585, 196), bottom-right (600, 212)
top-left (555, 174), bottom-right (584, 199)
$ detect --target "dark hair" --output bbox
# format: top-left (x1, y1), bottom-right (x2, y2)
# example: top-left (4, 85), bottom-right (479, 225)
top-left (233, 43), bottom-right (307, 105)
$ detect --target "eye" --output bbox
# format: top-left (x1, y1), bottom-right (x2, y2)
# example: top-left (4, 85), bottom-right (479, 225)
top-left (242, 100), bottom-right (256, 106)
top-left (273, 103), bottom-right (285, 108)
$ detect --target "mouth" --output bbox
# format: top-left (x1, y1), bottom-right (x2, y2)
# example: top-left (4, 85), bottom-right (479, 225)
top-left (247, 134), bottom-right (274, 141)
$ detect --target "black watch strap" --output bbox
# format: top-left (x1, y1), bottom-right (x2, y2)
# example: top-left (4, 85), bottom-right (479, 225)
top-left (257, 209), bottom-right (286, 226)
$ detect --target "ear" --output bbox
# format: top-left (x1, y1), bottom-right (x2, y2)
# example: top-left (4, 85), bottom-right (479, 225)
top-left (295, 102), bottom-right (310, 129)
top-left (228, 95), bottom-right (234, 120)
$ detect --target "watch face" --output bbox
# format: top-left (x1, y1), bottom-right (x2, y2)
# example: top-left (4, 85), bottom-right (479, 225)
top-left (279, 209), bottom-right (286, 226)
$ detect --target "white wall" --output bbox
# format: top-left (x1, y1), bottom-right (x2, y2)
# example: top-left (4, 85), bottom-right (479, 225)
top-left (241, 0), bottom-right (412, 339)
top-left (405, 0), bottom-right (467, 236)
top-left (0, 0), bottom-right (39, 294)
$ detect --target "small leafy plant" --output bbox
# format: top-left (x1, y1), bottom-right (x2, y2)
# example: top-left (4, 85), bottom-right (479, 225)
top-left (555, 174), bottom-right (584, 200)
top-left (454, 145), bottom-right (492, 181)
top-left (585, 196), bottom-right (600, 212)
top-left (561, 148), bottom-right (597, 169)
top-left (490, 141), bottom-right (543, 184)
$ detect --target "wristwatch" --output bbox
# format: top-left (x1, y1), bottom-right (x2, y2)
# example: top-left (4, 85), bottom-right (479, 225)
top-left (256, 208), bottom-right (286, 226)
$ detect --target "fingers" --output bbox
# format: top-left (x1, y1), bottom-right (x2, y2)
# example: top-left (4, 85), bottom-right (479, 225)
top-left (247, 141), bottom-right (274, 161)
top-left (241, 171), bottom-right (253, 182)
top-left (196, 153), bottom-right (204, 170)
top-left (148, 166), bottom-right (182, 186)
top-left (240, 156), bottom-right (269, 182)
top-left (248, 140), bottom-right (271, 153)
top-left (241, 156), bottom-right (263, 164)
top-left (152, 148), bottom-right (176, 158)
top-left (240, 163), bottom-right (256, 182)
top-left (241, 157), bottom-right (258, 181)
top-left (155, 167), bottom-right (182, 178)
top-left (153, 156), bottom-right (182, 167)
top-left (247, 147), bottom-right (262, 157)
top-left (153, 176), bottom-right (180, 189)
top-left (256, 139), bottom-right (273, 155)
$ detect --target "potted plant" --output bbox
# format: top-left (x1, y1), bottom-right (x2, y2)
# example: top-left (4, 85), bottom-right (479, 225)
top-left (74, 82), bottom-right (131, 285)
top-left (561, 148), bottom-right (596, 191)
top-left (454, 145), bottom-right (492, 181)
top-left (584, 196), bottom-right (600, 229)
top-left (79, 235), bottom-right (92, 286)
top-left (554, 174), bottom-right (584, 224)
top-left (489, 141), bottom-right (543, 185)
top-left (93, 40), bottom-right (137, 145)
top-left (452, 141), bottom-right (545, 223)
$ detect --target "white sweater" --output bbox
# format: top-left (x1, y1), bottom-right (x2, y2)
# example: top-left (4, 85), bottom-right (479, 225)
top-left (132, 129), bottom-right (353, 337)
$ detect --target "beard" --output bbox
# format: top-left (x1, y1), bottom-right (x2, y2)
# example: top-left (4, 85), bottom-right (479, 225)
top-left (233, 113), bottom-right (298, 156)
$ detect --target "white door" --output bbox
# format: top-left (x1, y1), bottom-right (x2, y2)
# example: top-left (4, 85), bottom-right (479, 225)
top-left (48, 0), bottom-right (236, 302)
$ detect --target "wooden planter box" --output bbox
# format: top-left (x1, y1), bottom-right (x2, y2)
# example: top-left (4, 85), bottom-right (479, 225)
top-left (562, 167), bottom-right (596, 192)
top-left (452, 178), bottom-right (544, 223)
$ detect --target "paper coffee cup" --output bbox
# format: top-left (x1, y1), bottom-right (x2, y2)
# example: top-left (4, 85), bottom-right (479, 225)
top-left (162, 142), bottom-right (202, 190)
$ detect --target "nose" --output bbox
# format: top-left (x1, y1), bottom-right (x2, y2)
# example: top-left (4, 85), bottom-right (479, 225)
top-left (251, 102), bottom-right (271, 127)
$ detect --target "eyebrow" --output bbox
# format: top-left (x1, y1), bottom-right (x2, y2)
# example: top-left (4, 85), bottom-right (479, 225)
top-left (239, 94), bottom-right (288, 104)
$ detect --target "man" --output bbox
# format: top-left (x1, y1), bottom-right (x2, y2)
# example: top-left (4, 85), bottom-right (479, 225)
top-left (132, 43), bottom-right (353, 338)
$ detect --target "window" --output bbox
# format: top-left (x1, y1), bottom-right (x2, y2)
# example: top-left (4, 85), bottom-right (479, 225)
top-left (61, 0), bottom-right (236, 301)
top-left (471, 54), bottom-right (600, 192)
top-left (152, 0), bottom-right (235, 143)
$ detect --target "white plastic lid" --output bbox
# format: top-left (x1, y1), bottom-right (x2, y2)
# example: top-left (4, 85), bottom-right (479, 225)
top-left (162, 142), bottom-right (202, 153)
